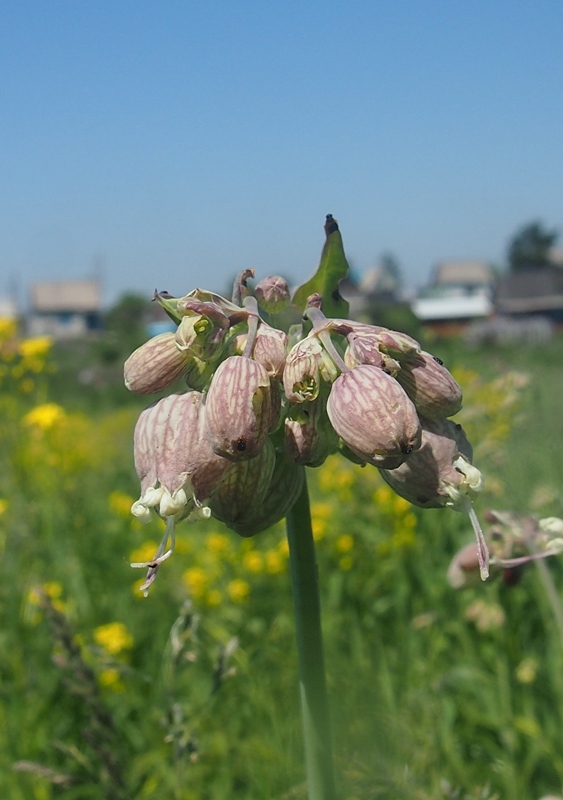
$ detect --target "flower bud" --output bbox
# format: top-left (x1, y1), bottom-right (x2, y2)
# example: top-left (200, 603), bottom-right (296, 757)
top-left (395, 351), bottom-right (462, 419)
top-left (252, 325), bottom-right (288, 378)
top-left (344, 333), bottom-right (400, 374)
top-left (254, 275), bottom-right (291, 313)
top-left (327, 365), bottom-right (421, 468)
top-left (328, 320), bottom-right (421, 360)
top-left (208, 438), bottom-right (276, 531)
top-left (376, 328), bottom-right (421, 361)
top-left (205, 356), bottom-right (273, 460)
top-left (227, 448), bottom-right (305, 537)
top-left (447, 542), bottom-right (484, 589)
top-left (131, 391), bottom-right (231, 521)
top-left (230, 324), bottom-right (288, 378)
top-left (124, 333), bottom-right (189, 395)
top-left (285, 395), bottom-right (339, 467)
top-left (283, 336), bottom-right (339, 403)
top-left (378, 416), bottom-right (480, 510)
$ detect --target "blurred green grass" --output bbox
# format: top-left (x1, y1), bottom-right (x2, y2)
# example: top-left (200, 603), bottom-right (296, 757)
top-left (2, 327), bottom-right (563, 799)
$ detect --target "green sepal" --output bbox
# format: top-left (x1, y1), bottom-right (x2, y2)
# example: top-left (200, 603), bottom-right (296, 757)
top-left (292, 215), bottom-right (350, 319)
top-left (153, 291), bottom-right (183, 325)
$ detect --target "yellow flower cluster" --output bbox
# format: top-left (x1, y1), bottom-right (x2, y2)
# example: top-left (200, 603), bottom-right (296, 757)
top-left (23, 402), bottom-right (66, 430)
top-left (454, 367), bottom-right (528, 457)
top-left (0, 320), bottom-right (54, 396)
top-left (26, 582), bottom-right (68, 624)
top-left (93, 621), bottom-right (134, 655)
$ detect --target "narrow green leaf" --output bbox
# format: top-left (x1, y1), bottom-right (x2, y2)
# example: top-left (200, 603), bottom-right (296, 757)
top-left (292, 215), bottom-right (350, 319)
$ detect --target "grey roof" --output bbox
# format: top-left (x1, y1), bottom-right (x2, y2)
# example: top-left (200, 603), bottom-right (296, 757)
top-left (434, 260), bottom-right (493, 286)
top-left (496, 268), bottom-right (563, 313)
top-left (31, 280), bottom-right (102, 313)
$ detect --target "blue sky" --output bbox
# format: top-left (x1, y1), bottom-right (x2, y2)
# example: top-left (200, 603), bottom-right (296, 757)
top-left (2, 1), bottom-right (562, 307)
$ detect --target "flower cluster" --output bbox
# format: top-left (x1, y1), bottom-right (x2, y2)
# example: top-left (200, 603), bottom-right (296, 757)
top-left (124, 263), bottom-right (488, 593)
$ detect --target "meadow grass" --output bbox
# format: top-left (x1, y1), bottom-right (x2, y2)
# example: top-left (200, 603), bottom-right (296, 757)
top-left (2, 324), bottom-right (563, 799)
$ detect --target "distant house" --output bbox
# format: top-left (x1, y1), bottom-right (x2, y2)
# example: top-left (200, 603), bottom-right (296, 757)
top-left (412, 260), bottom-right (494, 334)
top-left (495, 267), bottom-right (563, 324)
top-left (340, 263), bottom-right (402, 320)
top-left (0, 296), bottom-right (18, 321)
top-left (28, 280), bottom-right (103, 339)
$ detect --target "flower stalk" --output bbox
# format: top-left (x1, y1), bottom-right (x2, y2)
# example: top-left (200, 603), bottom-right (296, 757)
top-left (286, 476), bottom-right (337, 800)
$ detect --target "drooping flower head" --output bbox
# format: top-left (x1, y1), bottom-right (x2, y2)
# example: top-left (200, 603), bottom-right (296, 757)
top-left (124, 215), bottom-right (487, 593)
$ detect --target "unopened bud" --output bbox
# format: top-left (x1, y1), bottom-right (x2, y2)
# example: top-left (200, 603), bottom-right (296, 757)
top-left (395, 351), bottom-right (462, 419)
top-left (285, 395), bottom-right (339, 467)
top-left (231, 324), bottom-right (288, 378)
top-left (447, 542), bottom-right (483, 589)
top-left (228, 448), bottom-right (305, 537)
top-left (327, 365), bottom-right (421, 469)
top-left (344, 333), bottom-right (400, 374)
top-left (124, 333), bottom-right (189, 395)
top-left (254, 275), bottom-right (290, 313)
top-left (132, 391), bottom-right (231, 521)
top-left (379, 416), bottom-right (479, 510)
top-left (376, 328), bottom-right (421, 361)
top-left (205, 356), bottom-right (273, 460)
top-left (208, 438), bottom-right (275, 531)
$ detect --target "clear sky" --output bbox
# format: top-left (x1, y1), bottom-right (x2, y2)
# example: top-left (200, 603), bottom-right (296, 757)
top-left (2, 1), bottom-right (562, 307)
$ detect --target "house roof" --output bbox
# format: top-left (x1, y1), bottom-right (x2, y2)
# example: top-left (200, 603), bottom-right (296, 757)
top-left (412, 294), bottom-right (493, 322)
top-left (434, 260), bottom-right (493, 286)
top-left (496, 268), bottom-right (563, 313)
top-left (31, 280), bottom-right (102, 313)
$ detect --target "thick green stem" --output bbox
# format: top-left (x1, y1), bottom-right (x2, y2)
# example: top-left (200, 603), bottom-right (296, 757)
top-left (286, 475), bottom-right (337, 800)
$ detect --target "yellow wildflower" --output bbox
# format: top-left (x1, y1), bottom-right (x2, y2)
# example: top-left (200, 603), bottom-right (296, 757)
top-left (109, 490), bottom-right (136, 518)
top-left (206, 589), bottom-right (223, 607)
top-left (183, 567), bottom-right (208, 599)
top-left (277, 539), bottom-right (289, 557)
top-left (0, 318), bottom-right (17, 339)
top-left (373, 484), bottom-right (393, 507)
top-left (312, 516), bottom-right (327, 541)
top-left (265, 550), bottom-right (284, 574)
top-left (402, 512), bottom-right (417, 530)
top-left (310, 502), bottom-right (332, 519)
top-left (206, 532), bottom-right (230, 553)
top-left (26, 582), bottom-right (67, 615)
top-left (0, 499), bottom-right (7, 518)
top-left (392, 495), bottom-right (411, 514)
top-left (19, 336), bottom-right (53, 359)
top-left (516, 657), bottom-right (538, 684)
top-left (130, 541), bottom-right (159, 564)
top-left (23, 403), bottom-right (66, 430)
top-left (242, 550), bottom-right (264, 573)
top-left (335, 534), bottom-right (354, 553)
top-left (98, 668), bottom-right (125, 692)
top-left (132, 578), bottom-right (148, 597)
top-left (339, 556), bottom-right (353, 571)
top-left (227, 579), bottom-right (250, 603)
top-left (94, 622), bottom-right (134, 656)
top-left (390, 529), bottom-right (416, 550)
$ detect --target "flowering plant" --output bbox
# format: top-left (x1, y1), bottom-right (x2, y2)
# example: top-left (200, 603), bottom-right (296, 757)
top-left (124, 215), bottom-right (490, 799)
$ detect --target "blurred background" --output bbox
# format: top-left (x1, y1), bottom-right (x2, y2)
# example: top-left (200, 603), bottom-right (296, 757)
top-left (2, 3), bottom-right (563, 799)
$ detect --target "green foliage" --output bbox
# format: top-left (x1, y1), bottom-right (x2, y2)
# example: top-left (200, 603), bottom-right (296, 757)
top-left (3, 322), bottom-right (563, 799)
top-left (507, 221), bottom-right (559, 272)
top-left (293, 215), bottom-right (350, 319)
top-left (364, 300), bottom-right (422, 340)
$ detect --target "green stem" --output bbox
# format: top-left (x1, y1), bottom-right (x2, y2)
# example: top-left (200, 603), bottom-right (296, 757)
top-left (286, 475), bottom-right (337, 800)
